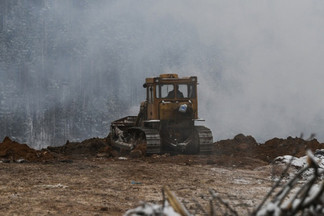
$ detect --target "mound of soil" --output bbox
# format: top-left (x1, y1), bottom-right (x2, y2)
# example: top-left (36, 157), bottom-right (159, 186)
top-left (2, 132), bottom-right (323, 166)
top-left (213, 134), bottom-right (324, 163)
top-left (213, 134), bottom-right (258, 157)
top-left (47, 137), bottom-right (111, 157)
top-left (0, 137), bottom-right (54, 162)
top-left (257, 137), bottom-right (323, 162)
top-left (47, 134), bottom-right (324, 164)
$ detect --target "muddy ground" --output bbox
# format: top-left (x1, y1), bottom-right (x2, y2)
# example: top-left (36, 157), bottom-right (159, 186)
top-left (0, 135), bottom-right (323, 215)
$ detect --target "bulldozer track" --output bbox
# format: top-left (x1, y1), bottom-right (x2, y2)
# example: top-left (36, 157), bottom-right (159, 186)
top-left (195, 126), bottom-right (213, 154)
top-left (131, 127), bottom-right (161, 154)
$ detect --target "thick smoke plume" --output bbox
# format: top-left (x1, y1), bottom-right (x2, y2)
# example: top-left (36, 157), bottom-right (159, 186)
top-left (1, 0), bottom-right (324, 147)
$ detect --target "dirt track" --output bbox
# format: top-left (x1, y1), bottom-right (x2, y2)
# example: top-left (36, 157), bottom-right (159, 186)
top-left (0, 135), bottom-right (323, 215)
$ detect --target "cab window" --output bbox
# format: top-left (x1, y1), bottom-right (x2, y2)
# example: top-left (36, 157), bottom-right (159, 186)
top-left (155, 84), bottom-right (196, 99)
top-left (188, 84), bottom-right (196, 98)
top-left (178, 84), bottom-right (188, 98)
top-left (156, 84), bottom-right (174, 98)
top-left (147, 86), bottom-right (153, 103)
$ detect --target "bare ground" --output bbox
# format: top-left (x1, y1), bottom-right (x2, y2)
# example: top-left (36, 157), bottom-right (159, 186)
top-left (0, 155), bottom-right (275, 216)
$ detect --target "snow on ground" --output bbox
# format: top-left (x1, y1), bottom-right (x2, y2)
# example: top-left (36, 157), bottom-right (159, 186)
top-left (273, 149), bottom-right (324, 179)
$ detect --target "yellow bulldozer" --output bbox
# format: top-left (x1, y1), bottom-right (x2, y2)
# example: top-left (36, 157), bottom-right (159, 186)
top-left (110, 74), bottom-right (213, 154)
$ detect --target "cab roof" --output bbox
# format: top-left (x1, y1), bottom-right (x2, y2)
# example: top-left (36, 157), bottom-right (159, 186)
top-left (145, 74), bottom-right (197, 84)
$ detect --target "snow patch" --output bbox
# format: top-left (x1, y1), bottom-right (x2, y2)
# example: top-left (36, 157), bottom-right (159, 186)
top-left (124, 201), bottom-right (180, 216)
top-left (273, 149), bottom-right (324, 179)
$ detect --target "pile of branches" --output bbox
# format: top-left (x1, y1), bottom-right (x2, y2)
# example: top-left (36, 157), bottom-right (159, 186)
top-left (252, 150), bottom-right (324, 216)
top-left (125, 151), bottom-right (324, 216)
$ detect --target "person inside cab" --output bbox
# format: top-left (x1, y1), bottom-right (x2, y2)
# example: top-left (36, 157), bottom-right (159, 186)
top-left (167, 85), bottom-right (184, 98)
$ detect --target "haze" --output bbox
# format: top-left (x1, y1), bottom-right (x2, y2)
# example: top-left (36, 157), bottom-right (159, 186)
top-left (0, 0), bottom-right (324, 147)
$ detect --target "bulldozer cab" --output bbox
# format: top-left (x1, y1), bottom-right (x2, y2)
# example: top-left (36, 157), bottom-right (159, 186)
top-left (143, 74), bottom-right (198, 121)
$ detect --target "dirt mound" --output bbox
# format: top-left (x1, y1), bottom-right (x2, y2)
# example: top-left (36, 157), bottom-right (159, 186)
top-left (213, 134), bottom-right (324, 163)
top-left (213, 134), bottom-right (258, 157)
top-left (0, 137), bottom-right (54, 162)
top-left (2, 132), bottom-right (323, 166)
top-left (47, 137), bottom-right (110, 157)
top-left (257, 137), bottom-right (323, 162)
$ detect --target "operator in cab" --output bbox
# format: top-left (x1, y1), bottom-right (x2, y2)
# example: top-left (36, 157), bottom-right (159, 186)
top-left (167, 85), bottom-right (184, 98)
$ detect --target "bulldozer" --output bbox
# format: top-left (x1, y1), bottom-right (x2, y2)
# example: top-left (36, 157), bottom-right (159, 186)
top-left (110, 74), bottom-right (213, 155)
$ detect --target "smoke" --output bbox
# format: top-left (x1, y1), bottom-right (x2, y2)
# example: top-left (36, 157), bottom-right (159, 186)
top-left (192, 1), bottom-right (324, 142)
top-left (2, 0), bottom-right (324, 145)
top-left (97, 0), bottom-right (324, 142)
